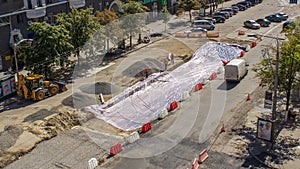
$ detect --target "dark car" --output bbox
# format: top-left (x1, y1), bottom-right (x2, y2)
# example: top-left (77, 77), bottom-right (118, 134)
top-left (283, 21), bottom-right (294, 30)
top-left (232, 4), bottom-right (246, 11)
top-left (274, 12), bottom-right (288, 20)
top-left (244, 20), bottom-right (260, 29)
top-left (202, 18), bottom-right (217, 24)
top-left (237, 1), bottom-right (250, 8)
top-left (255, 18), bottom-right (271, 27)
top-left (220, 8), bottom-right (234, 16)
top-left (265, 14), bottom-right (283, 22)
top-left (231, 7), bottom-right (239, 14)
top-left (213, 15), bottom-right (226, 23)
top-left (150, 33), bottom-right (163, 37)
top-left (246, 0), bottom-right (259, 5)
top-left (214, 11), bottom-right (230, 19)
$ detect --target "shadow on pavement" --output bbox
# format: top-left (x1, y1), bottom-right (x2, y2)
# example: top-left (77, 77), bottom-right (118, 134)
top-left (217, 81), bottom-right (238, 90)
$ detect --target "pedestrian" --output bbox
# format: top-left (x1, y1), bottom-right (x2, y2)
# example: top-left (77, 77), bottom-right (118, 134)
top-left (170, 53), bottom-right (174, 65)
top-left (163, 59), bottom-right (168, 71)
top-left (144, 67), bottom-right (149, 78)
top-left (288, 108), bottom-right (296, 120)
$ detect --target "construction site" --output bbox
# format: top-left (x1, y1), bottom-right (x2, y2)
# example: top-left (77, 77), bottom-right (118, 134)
top-left (0, 0), bottom-right (300, 168)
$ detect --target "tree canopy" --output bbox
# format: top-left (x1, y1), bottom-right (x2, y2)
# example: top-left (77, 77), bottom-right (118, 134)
top-left (179, 0), bottom-right (201, 22)
top-left (253, 17), bottom-right (300, 110)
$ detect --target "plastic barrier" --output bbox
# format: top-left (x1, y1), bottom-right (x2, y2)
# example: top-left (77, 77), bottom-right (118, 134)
top-left (195, 83), bottom-right (203, 91)
top-left (238, 30), bottom-right (245, 35)
top-left (240, 51), bottom-right (245, 57)
top-left (158, 108), bottom-right (168, 119)
top-left (110, 143), bottom-right (122, 156)
top-left (175, 32), bottom-right (187, 38)
top-left (210, 72), bottom-right (217, 80)
top-left (192, 158), bottom-right (199, 169)
top-left (181, 91), bottom-right (190, 101)
top-left (127, 131), bottom-right (140, 143)
top-left (198, 149), bottom-right (209, 163)
top-left (88, 158), bottom-right (98, 169)
top-left (169, 101), bottom-right (179, 111)
top-left (142, 122), bottom-right (152, 133)
top-left (206, 31), bottom-right (220, 38)
top-left (251, 41), bottom-right (257, 48)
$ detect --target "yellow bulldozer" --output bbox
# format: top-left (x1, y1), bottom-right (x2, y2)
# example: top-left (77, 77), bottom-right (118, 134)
top-left (17, 73), bottom-right (67, 101)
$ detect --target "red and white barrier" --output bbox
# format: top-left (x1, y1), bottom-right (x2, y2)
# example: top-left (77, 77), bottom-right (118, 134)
top-left (240, 51), bottom-right (245, 57)
top-left (198, 149), bottom-right (209, 163)
top-left (110, 143), bottom-right (122, 156)
top-left (142, 122), bottom-right (152, 133)
top-left (191, 158), bottom-right (199, 169)
top-left (169, 101), bottom-right (179, 111)
top-left (251, 41), bottom-right (257, 48)
top-left (210, 72), bottom-right (217, 80)
top-left (195, 83), bottom-right (203, 91)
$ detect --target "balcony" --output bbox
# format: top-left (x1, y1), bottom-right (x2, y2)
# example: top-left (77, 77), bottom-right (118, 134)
top-left (69, 0), bottom-right (85, 8)
top-left (26, 6), bottom-right (46, 19)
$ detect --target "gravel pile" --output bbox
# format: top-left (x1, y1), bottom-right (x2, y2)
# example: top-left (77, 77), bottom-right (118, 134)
top-left (23, 109), bottom-right (58, 122)
top-left (0, 125), bottom-right (23, 154)
top-left (122, 58), bottom-right (164, 78)
top-left (62, 92), bottom-right (97, 109)
top-left (79, 82), bottom-right (119, 95)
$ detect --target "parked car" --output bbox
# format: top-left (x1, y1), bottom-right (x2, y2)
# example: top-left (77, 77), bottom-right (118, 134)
top-left (265, 14), bottom-right (283, 22)
top-left (200, 17), bottom-right (216, 24)
top-left (220, 8), bottom-right (234, 16)
top-left (237, 1), bottom-right (250, 8)
top-left (246, 0), bottom-right (259, 5)
top-left (212, 15), bottom-right (226, 23)
top-left (244, 20), bottom-right (260, 29)
top-left (231, 7), bottom-right (239, 14)
top-left (184, 28), bottom-right (207, 34)
top-left (282, 21), bottom-right (294, 30)
top-left (274, 12), bottom-right (288, 20)
top-left (232, 4), bottom-right (246, 11)
top-left (231, 6), bottom-right (239, 12)
top-left (255, 18), bottom-right (271, 27)
top-left (214, 11), bottom-right (230, 19)
top-left (193, 20), bottom-right (215, 30)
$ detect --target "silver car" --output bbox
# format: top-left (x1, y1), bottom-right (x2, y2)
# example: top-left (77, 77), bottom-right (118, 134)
top-left (244, 20), bottom-right (260, 29)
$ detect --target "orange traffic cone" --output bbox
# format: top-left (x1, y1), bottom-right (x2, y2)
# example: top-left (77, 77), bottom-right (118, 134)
top-left (247, 93), bottom-right (251, 101)
top-left (221, 123), bottom-right (225, 132)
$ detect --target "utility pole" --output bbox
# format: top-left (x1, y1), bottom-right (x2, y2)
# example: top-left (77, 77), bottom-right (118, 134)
top-left (272, 38), bottom-right (280, 121)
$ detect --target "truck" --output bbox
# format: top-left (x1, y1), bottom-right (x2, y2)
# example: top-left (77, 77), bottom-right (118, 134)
top-left (224, 59), bottom-right (248, 82)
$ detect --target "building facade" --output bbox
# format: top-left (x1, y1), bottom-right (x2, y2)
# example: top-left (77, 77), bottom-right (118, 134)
top-left (0, 0), bottom-right (168, 71)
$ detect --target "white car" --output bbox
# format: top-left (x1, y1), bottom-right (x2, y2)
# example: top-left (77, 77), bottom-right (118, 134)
top-left (184, 28), bottom-right (207, 34)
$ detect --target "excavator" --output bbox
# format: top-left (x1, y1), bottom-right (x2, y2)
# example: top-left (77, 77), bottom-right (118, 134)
top-left (17, 73), bottom-right (67, 101)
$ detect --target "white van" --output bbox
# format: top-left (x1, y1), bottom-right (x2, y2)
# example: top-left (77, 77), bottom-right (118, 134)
top-left (193, 20), bottom-right (215, 30)
top-left (224, 59), bottom-right (248, 82)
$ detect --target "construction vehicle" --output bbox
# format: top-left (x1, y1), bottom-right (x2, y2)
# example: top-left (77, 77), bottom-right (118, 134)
top-left (17, 73), bottom-right (67, 101)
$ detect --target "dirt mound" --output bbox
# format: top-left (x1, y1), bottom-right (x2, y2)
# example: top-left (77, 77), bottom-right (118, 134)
top-left (79, 82), bottom-right (119, 95)
top-left (122, 58), bottom-right (164, 78)
top-left (62, 92), bottom-right (97, 109)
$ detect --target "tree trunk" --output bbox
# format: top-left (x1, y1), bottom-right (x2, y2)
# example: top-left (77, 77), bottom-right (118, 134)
top-left (138, 33), bottom-right (142, 44)
top-left (106, 39), bottom-right (110, 51)
top-left (189, 10), bottom-right (192, 22)
top-left (129, 35), bottom-right (132, 47)
top-left (286, 87), bottom-right (291, 111)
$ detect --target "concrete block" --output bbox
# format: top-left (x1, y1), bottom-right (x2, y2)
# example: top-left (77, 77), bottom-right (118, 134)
top-left (158, 108), bottom-right (168, 119)
top-left (88, 158), bottom-right (98, 169)
top-left (126, 131), bottom-right (140, 143)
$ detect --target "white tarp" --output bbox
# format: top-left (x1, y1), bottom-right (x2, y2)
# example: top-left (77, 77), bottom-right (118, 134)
top-left (85, 42), bottom-right (242, 131)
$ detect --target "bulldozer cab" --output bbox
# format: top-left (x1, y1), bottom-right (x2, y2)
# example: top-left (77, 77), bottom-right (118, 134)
top-left (25, 74), bottom-right (44, 89)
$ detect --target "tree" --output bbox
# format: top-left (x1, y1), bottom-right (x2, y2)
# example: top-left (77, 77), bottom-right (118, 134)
top-left (56, 8), bottom-right (101, 64)
top-left (179, 0), bottom-right (201, 22)
top-left (95, 9), bottom-right (121, 51)
top-left (253, 18), bottom-right (300, 111)
top-left (121, 0), bottom-right (148, 47)
top-left (22, 22), bottom-right (73, 79)
top-left (161, 7), bottom-right (171, 32)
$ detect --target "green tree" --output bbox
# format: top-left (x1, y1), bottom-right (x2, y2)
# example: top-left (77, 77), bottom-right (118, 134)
top-left (22, 22), bottom-right (73, 79)
top-left (121, 0), bottom-right (148, 47)
top-left (95, 9), bottom-right (121, 51)
top-left (253, 18), bottom-right (300, 111)
top-left (56, 8), bottom-right (101, 64)
top-left (161, 7), bottom-right (171, 32)
top-left (179, 0), bottom-right (200, 22)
